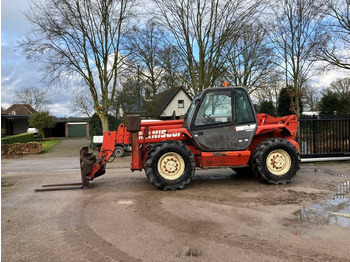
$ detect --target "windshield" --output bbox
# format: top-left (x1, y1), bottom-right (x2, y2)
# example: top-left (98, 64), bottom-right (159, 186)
top-left (183, 95), bottom-right (199, 127)
top-left (194, 91), bottom-right (232, 126)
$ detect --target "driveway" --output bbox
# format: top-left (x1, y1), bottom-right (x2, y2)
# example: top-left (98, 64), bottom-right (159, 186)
top-left (2, 138), bottom-right (99, 174)
top-left (2, 138), bottom-right (350, 261)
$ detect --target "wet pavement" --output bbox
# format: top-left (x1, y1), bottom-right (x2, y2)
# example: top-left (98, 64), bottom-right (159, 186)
top-left (296, 180), bottom-right (350, 228)
top-left (2, 139), bottom-right (350, 261)
top-left (1, 138), bottom-right (94, 174)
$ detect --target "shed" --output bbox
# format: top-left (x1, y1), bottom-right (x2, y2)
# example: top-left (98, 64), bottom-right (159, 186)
top-left (53, 117), bottom-right (90, 138)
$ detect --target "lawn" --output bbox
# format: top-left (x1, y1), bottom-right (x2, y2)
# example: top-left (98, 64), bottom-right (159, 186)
top-left (40, 140), bottom-right (61, 152)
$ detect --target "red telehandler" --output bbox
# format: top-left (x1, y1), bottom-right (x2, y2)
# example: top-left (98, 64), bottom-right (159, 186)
top-left (36, 86), bottom-right (300, 191)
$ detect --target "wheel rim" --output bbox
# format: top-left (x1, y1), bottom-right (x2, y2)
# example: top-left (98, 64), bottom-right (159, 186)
top-left (157, 152), bottom-right (185, 180)
top-left (266, 149), bottom-right (291, 176)
top-left (115, 147), bottom-right (124, 157)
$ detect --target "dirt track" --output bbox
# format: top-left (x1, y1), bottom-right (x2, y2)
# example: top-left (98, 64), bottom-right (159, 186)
top-left (2, 138), bottom-right (350, 261)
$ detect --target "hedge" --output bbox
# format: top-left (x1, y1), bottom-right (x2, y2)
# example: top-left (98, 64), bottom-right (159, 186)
top-left (1, 142), bottom-right (42, 155)
top-left (1, 133), bottom-right (34, 144)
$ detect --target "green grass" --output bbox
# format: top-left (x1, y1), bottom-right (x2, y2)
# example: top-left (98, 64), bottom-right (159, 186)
top-left (41, 140), bottom-right (61, 152)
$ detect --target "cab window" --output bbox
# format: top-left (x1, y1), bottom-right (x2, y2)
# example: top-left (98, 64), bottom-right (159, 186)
top-left (235, 89), bottom-right (255, 124)
top-left (194, 91), bottom-right (232, 126)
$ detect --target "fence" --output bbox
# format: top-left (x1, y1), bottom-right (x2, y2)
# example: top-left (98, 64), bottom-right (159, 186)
top-left (299, 116), bottom-right (350, 158)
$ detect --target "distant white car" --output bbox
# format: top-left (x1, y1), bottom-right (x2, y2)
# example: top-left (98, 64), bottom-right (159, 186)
top-left (27, 127), bottom-right (38, 136)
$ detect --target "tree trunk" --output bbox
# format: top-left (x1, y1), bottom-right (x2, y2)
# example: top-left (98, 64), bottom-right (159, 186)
top-left (100, 115), bottom-right (109, 132)
top-left (39, 128), bottom-right (45, 139)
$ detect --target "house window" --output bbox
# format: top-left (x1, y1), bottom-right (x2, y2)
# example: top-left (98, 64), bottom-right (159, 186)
top-left (178, 100), bottom-right (184, 108)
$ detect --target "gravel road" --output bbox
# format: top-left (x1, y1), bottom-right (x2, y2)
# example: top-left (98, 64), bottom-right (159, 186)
top-left (2, 138), bottom-right (350, 261)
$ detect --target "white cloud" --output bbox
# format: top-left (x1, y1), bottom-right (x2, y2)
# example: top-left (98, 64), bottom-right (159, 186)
top-left (312, 67), bottom-right (349, 89)
top-left (0, 0), bottom-right (77, 117)
top-left (48, 103), bottom-right (72, 117)
top-left (2, 0), bottom-right (349, 118)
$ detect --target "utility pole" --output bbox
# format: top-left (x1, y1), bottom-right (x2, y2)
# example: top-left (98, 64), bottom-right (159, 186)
top-left (137, 64), bottom-right (141, 115)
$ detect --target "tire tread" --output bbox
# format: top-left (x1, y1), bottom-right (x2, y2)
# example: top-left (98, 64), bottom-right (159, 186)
top-left (251, 138), bottom-right (300, 184)
top-left (145, 140), bottom-right (195, 190)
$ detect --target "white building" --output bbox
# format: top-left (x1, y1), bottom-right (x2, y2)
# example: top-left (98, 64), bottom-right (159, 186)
top-left (148, 87), bottom-right (192, 120)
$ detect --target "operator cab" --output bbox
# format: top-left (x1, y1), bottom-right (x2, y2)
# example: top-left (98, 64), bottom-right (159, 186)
top-left (183, 86), bottom-right (257, 151)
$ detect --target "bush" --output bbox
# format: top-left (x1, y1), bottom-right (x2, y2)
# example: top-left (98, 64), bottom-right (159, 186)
top-left (1, 133), bottom-right (34, 144)
top-left (319, 90), bottom-right (340, 116)
top-left (29, 111), bottom-right (55, 138)
top-left (1, 129), bottom-right (6, 137)
top-left (257, 100), bottom-right (277, 117)
top-left (89, 113), bottom-right (122, 138)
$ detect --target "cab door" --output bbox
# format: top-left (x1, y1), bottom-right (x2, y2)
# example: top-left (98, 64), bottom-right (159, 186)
top-left (190, 90), bottom-right (235, 151)
top-left (190, 88), bottom-right (257, 151)
top-left (234, 89), bottom-right (257, 149)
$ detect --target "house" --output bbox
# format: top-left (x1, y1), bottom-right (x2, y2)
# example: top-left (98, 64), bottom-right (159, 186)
top-left (145, 87), bottom-right (192, 120)
top-left (1, 107), bottom-right (9, 135)
top-left (1, 108), bottom-right (8, 115)
top-left (2, 104), bottom-right (37, 135)
top-left (1, 103), bottom-right (90, 137)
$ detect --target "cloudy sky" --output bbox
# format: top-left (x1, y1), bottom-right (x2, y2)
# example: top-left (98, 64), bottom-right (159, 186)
top-left (1, 0), bottom-right (75, 117)
top-left (1, 0), bottom-right (348, 117)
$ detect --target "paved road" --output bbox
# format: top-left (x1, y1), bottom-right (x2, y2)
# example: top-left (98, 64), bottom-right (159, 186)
top-left (2, 138), bottom-right (350, 261)
top-left (2, 138), bottom-right (93, 174)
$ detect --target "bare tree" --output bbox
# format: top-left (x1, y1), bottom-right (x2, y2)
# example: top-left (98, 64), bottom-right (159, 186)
top-left (270, 0), bottom-right (325, 116)
top-left (302, 84), bottom-right (320, 111)
top-left (71, 90), bottom-right (95, 117)
top-left (115, 74), bottom-right (144, 117)
top-left (225, 24), bottom-right (276, 93)
top-left (15, 87), bottom-right (50, 111)
top-left (329, 77), bottom-right (350, 114)
top-left (329, 77), bottom-right (350, 96)
top-left (124, 20), bottom-right (167, 97)
top-left (319, 78), bottom-right (350, 115)
top-left (158, 45), bottom-right (189, 90)
top-left (317, 0), bottom-right (350, 70)
top-left (20, 0), bottom-right (136, 131)
top-left (154, 0), bottom-right (264, 95)
top-left (251, 72), bottom-right (284, 108)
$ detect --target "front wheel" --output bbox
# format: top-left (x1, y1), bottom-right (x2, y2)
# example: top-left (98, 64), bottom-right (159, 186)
top-left (252, 138), bottom-right (300, 184)
top-left (145, 141), bottom-right (195, 190)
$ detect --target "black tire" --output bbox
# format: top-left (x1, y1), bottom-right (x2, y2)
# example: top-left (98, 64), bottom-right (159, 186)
top-left (114, 146), bottom-right (125, 158)
top-left (252, 138), bottom-right (300, 184)
top-left (145, 140), bottom-right (195, 190)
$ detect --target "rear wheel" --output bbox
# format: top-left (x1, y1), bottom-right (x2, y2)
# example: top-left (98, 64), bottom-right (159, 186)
top-left (252, 138), bottom-right (300, 184)
top-left (114, 146), bottom-right (125, 158)
top-left (145, 141), bottom-right (195, 190)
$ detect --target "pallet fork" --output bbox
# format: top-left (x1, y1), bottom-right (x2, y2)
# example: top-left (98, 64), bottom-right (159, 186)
top-left (34, 147), bottom-right (100, 192)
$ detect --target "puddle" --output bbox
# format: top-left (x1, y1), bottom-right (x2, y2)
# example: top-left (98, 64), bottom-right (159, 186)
top-left (116, 200), bottom-right (134, 205)
top-left (313, 167), bottom-right (350, 178)
top-left (296, 181), bottom-right (350, 228)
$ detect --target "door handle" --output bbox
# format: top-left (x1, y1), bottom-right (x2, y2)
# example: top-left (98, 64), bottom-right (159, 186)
top-left (196, 131), bottom-right (204, 136)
